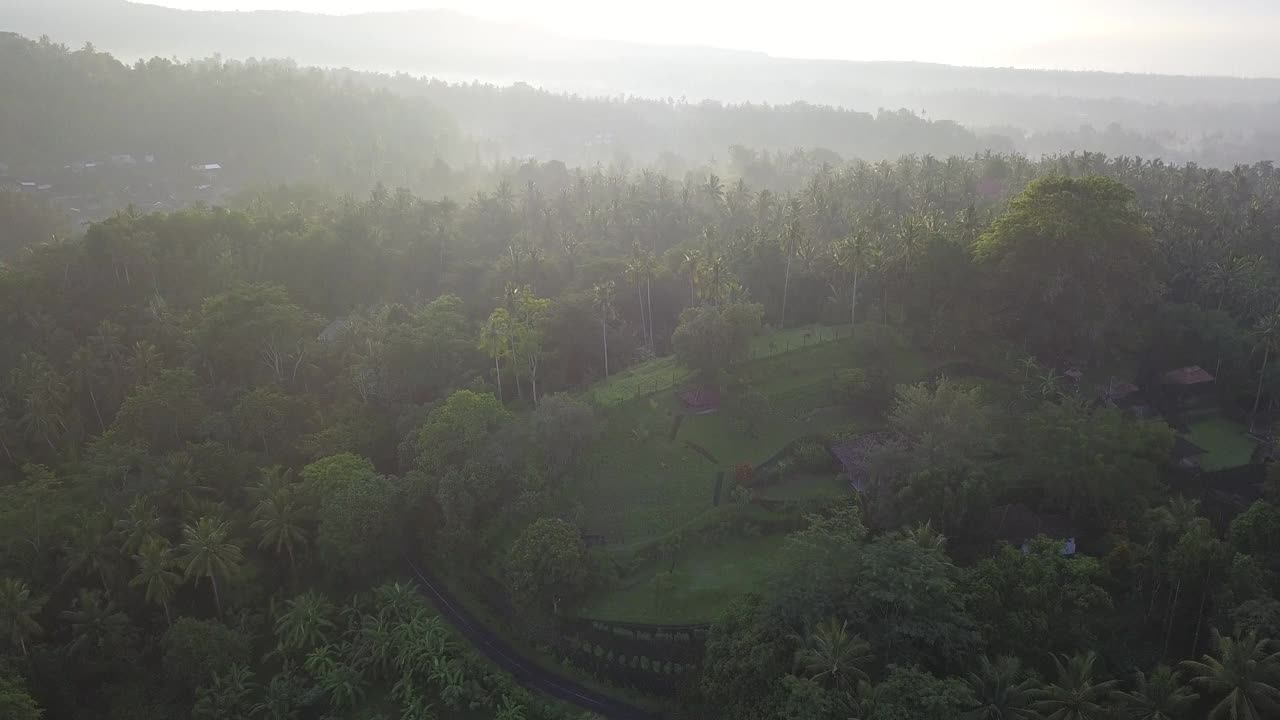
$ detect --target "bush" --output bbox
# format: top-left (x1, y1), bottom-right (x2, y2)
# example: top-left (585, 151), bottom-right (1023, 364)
top-left (792, 439), bottom-right (833, 473)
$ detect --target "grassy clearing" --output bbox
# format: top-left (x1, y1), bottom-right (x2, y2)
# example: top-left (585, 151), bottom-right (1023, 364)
top-left (580, 535), bottom-right (791, 624)
top-left (588, 323), bottom-right (852, 405)
top-left (1187, 416), bottom-right (1257, 471)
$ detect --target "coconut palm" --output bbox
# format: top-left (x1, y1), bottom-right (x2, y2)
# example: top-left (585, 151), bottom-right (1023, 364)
top-left (178, 516), bottom-right (243, 615)
top-left (964, 655), bottom-right (1040, 720)
top-left (1031, 652), bottom-right (1121, 720)
top-left (592, 281), bottom-right (615, 377)
top-left (130, 537), bottom-right (181, 625)
top-left (251, 493), bottom-right (307, 572)
top-left (791, 617), bottom-right (874, 691)
top-left (1116, 666), bottom-right (1198, 720)
top-left (274, 591), bottom-right (336, 653)
top-left (479, 308), bottom-right (512, 403)
top-left (1180, 630), bottom-right (1280, 720)
top-left (1249, 311), bottom-right (1280, 429)
top-left (779, 197), bottom-right (805, 327)
top-left (115, 495), bottom-right (162, 554)
top-left (0, 578), bottom-right (44, 655)
top-left (60, 588), bottom-right (129, 658)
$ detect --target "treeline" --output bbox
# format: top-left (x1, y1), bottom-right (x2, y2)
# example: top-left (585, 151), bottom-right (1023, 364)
top-left (3, 148), bottom-right (1280, 717)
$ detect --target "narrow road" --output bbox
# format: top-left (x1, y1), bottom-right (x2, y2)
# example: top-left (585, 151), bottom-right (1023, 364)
top-left (403, 555), bottom-right (659, 720)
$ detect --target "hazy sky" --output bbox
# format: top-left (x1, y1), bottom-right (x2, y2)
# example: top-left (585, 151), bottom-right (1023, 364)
top-left (141, 0), bottom-right (1280, 76)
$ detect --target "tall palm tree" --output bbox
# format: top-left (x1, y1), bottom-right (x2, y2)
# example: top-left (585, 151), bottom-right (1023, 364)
top-left (130, 537), bottom-right (181, 625)
top-left (1031, 652), bottom-right (1121, 720)
top-left (251, 493), bottom-right (307, 573)
top-left (790, 618), bottom-right (873, 692)
top-left (115, 496), bottom-right (162, 554)
top-left (125, 340), bottom-right (164, 385)
top-left (479, 308), bottom-right (512, 404)
top-left (178, 516), bottom-right (243, 615)
top-left (0, 578), bottom-right (44, 655)
top-left (69, 344), bottom-right (106, 434)
top-left (1180, 630), bottom-right (1280, 720)
top-left (60, 588), bottom-right (129, 658)
top-left (779, 198), bottom-right (805, 328)
top-left (592, 281), bottom-right (615, 377)
top-left (1249, 311), bottom-right (1280, 429)
top-left (1116, 666), bottom-right (1198, 720)
top-left (274, 591), bottom-right (336, 653)
top-left (834, 231), bottom-right (869, 331)
top-left (964, 655), bottom-right (1040, 720)
top-left (61, 517), bottom-right (120, 590)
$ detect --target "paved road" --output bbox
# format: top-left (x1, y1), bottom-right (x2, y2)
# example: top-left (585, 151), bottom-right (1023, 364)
top-left (403, 554), bottom-right (658, 720)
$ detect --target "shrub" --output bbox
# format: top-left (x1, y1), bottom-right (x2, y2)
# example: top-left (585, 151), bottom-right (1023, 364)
top-left (792, 439), bottom-right (833, 472)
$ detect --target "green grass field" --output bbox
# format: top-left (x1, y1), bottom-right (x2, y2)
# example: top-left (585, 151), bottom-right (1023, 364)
top-left (1187, 416), bottom-right (1257, 471)
top-left (588, 323), bottom-right (853, 405)
top-left (580, 535), bottom-right (791, 624)
top-left (574, 322), bottom-right (937, 623)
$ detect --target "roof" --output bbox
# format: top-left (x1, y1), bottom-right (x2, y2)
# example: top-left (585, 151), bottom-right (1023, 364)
top-left (197, 163), bottom-right (223, 171)
top-left (1161, 366), bottom-right (1214, 385)
top-left (678, 385), bottom-right (720, 413)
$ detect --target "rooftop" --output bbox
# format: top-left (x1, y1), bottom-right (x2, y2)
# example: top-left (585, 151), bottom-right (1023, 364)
top-left (1161, 366), bottom-right (1214, 385)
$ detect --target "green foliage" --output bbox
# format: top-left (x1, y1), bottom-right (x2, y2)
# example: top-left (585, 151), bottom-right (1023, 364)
top-left (975, 175), bottom-right (1161, 359)
top-left (505, 518), bottom-right (590, 615)
top-left (833, 367), bottom-right (873, 405)
top-left (964, 539), bottom-right (1113, 660)
top-left (411, 390), bottom-right (510, 475)
top-left (888, 378), bottom-right (996, 470)
top-left (0, 672), bottom-right (43, 720)
top-left (161, 618), bottom-right (252, 693)
top-left (868, 665), bottom-right (977, 720)
top-left (791, 440), bottom-right (833, 473)
top-left (112, 368), bottom-right (206, 450)
top-left (673, 301), bottom-right (765, 374)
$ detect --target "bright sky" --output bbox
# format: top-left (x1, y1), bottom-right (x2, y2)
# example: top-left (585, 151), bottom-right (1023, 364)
top-left (140, 0), bottom-right (1280, 76)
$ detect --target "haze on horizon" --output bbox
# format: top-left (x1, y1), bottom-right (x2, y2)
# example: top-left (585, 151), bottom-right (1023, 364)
top-left (140, 0), bottom-right (1280, 77)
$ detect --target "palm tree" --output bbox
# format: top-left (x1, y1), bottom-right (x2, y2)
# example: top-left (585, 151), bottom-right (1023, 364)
top-left (480, 308), bottom-right (512, 403)
top-left (69, 344), bottom-right (106, 434)
top-left (903, 520), bottom-right (947, 551)
top-left (779, 198), bottom-right (805, 328)
top-left (0, 578), bottom-right (44, 655)
top-left (251, 493), bottom-right (307, 573)
top-left (791, 618), bottom-right (873, 691)
top-left (130, 537), bottom-right (181, 625)
top-left (178, 516), bottom-right (243, 615)
top-left (1116, 666), bottom-right (1198, 720)
top-left (681, 249), bottom-right (703, 306)
top-left (1031, 652), bottom-right (1121, 720)
top-left (1249, 311), bottom-right (1280, 429)
top-left (62, 517), bottom-right (120, 590)
top-left (60, 588), bottom-right (129, 658)
top-left (274, 591), bottom-right (336, 653)
top-left (125, 340), bottom-right (164, 385)
top-left (964, 655), bottom-right (1040, 720)
top-left (1180, 630), bottom-right (1280, 720)
top-left (834, 231), bottom-right (869, 332)
top-left (115, 496), bottom-right (161, 554)
top-left (592, 281), bottom-right (615, 377)
top-left (193, 663), bottom-right (256, 720)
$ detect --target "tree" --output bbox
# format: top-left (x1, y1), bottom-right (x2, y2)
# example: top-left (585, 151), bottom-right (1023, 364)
top-left (59, 588), bottom-right (130, 659)
top-left (888, 378), bottom-right (996, 470)
top-left (0, 578), bottom-right (44, 656)
top-left (161, 618), bottom-right (253, 694)
top-left (130, 538), bottom-right (181, 625)
top-left (115, 495), bottom-right (161, 555)
top-left (251, 491), bottom-right (308, 573)
top-left (479, 307), bottom-right (512, 403)
top-left (1116, 666), bottom-right (1198, 720)
top-left (410, 391), bottom-right (510, 475)
top-left (963, 655), bottom-right (1039, 720)
top-left (1180, 630), bottom-right (1280, 720)
top-left (511, 290), bottom-right (551, 405)
top-left (178, 516), bottom-right (243, 615)
top-left (974, 176), bottom-right (1160, 360)
top-left (791, 618), bottom-right (873, 692)
top-left (505, 518), bottom-right (589, 615)
top-left (833, 231), bottom-right (870, 330)
top-left (0, 673), bottom-right (43, 720)
top-left (1031, 652), bottom-right (1120, 720)
top-left (592, 281), bottom-right (615, 377)
top-left (1249, 311), bottom-right (1280, 429)
top-left (779, 198), bottom-right (806, 327)
top-left (192, 664), bottom-right (256, 720)
top-left (314, 467), bottom-right (399, 579)
top-left (529, 393), bottom-right (599, 478)
top-left (672, 301), bottom-right (764, 375)
top-left (274, 591), bottom-right (336, 653)
top-left (112, 368), bottom-right (206, 450)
